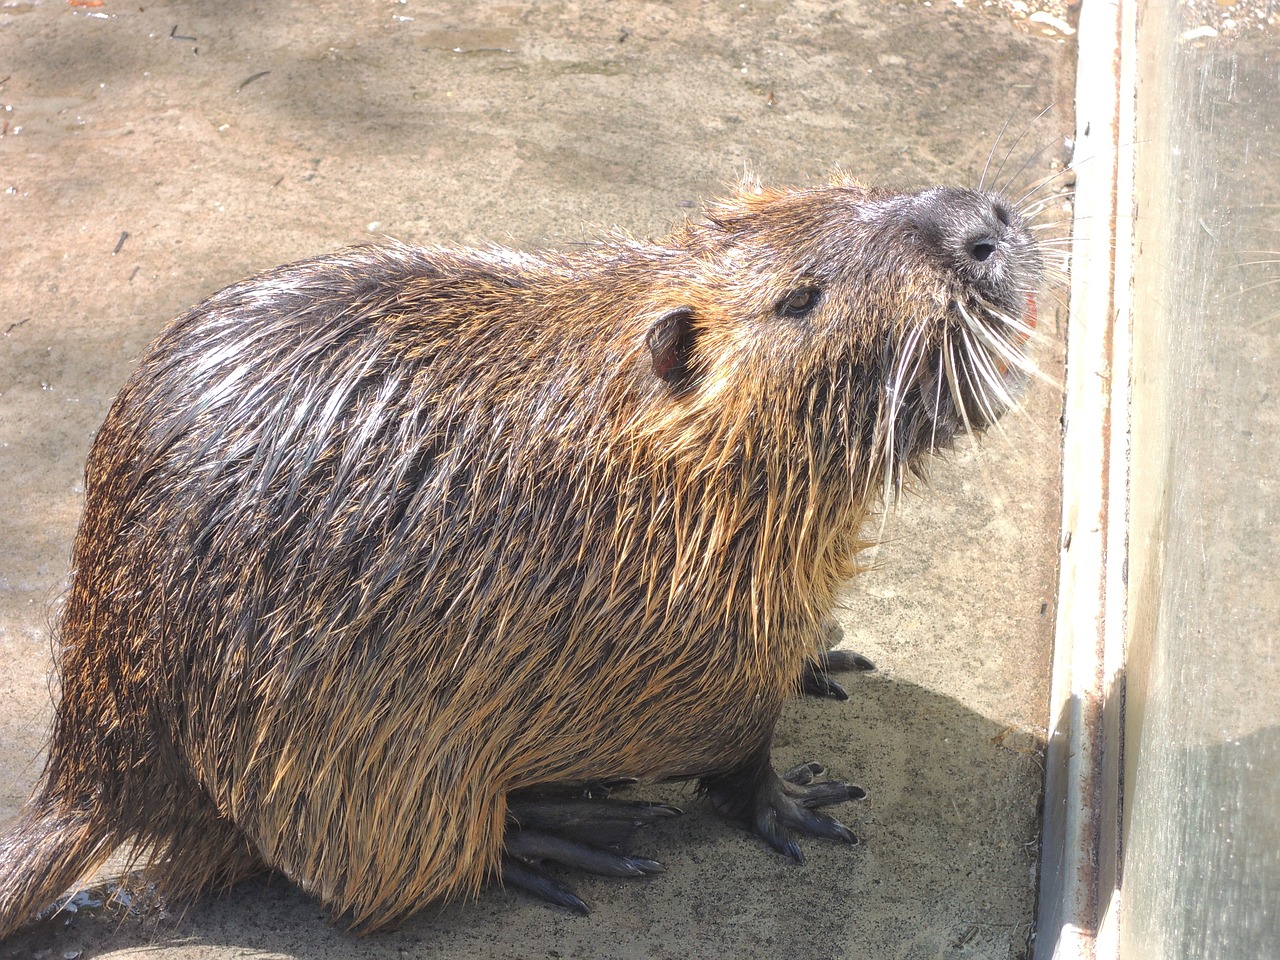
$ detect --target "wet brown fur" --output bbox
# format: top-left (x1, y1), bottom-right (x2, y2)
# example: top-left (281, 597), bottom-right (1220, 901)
top-left (0, 174), bottom-right (1042, 935)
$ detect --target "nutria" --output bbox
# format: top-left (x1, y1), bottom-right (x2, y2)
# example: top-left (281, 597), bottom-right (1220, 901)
top-left (0, 174), bottom-right (1042, 936)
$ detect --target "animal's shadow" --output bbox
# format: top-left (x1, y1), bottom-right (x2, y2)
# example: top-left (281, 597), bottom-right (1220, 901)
top-left (1, 670), bottom-right (1046, 960)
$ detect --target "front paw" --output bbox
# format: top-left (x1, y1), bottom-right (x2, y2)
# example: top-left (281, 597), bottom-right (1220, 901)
top-left (801, 619), bottom-right (876, 700)
top-left (700, 758), bottom-right (865, 863)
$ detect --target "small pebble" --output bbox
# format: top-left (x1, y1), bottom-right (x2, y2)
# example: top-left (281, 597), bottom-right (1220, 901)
top-left (1180, 24), bottom-right (1221, 40)
top-left (1029, 10), bottom-right (1076, 35)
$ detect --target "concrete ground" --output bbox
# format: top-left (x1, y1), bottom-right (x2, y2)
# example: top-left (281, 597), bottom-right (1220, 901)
top-left (0, 2), bottom-right (1071, 958)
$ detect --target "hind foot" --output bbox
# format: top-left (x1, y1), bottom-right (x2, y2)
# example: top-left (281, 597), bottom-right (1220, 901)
top-left (501, 791), bottom-right (680, 913)
top-left (801, 619), bottom-right (875, 700)
top-left (700, 748), bottom-right (865, 862)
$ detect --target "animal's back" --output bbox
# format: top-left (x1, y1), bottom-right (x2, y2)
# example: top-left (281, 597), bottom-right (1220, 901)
top-left (1, 240), bottom-right (810, 932)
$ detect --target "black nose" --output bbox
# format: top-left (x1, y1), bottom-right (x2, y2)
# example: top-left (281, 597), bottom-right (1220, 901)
top-left (960, 196), bottom-right (1014, 263)
top-left (906, 188), bottom-right (1022, 290)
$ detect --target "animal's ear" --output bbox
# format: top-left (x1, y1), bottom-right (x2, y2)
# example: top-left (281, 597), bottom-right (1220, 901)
top-left (646, 307), bottom-right (698, 388)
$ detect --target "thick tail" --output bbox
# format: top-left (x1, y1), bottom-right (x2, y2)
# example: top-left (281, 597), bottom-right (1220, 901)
top-left (0, 799), bottom-right (114, 941)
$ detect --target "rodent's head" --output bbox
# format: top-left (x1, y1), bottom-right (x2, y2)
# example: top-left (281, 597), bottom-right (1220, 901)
top-left (638, 174), bottom-right (1043, 501)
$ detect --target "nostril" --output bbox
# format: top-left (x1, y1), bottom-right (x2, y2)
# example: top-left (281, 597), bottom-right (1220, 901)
top-left (906, 189), bottom-right (1016, 270)
top-left (967, 237), bottom-right (998, 263)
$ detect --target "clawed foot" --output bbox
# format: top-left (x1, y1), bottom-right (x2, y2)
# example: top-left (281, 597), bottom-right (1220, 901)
top-left (701, 756), bottom-right (865, 863)
top-left (800, 649), bottom-right (876, 700)
top-left (500, 790), bottom-right (680, 913)
top-left (801, 619), bottom-right (875, 700)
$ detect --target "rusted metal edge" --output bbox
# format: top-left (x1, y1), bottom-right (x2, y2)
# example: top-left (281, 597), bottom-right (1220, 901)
top-left (1033, 0), bottom-right (1134, 958)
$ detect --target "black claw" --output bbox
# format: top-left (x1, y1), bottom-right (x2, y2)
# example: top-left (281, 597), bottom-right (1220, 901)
top-left (501, 857), bottom-right (591, 914)
top-left (646, 803), bottom-right (684, 820)
top-left (599, 776), bottom-right (640, 788)
top-left (801, 671), bottom-right (850, 700)
top-left (820, 648), bottom-right (876, 673)
top-left (801, 646), bottom-right (875, 700)
top-left (782, 804), bottom-right (858, 845)
top-left (701, 748), bottom-right (863, 863)
top-left (506, 831), bottom-right (666, 878)
top-left (785, 777), bottom-right (864, 809)
top-left (782, 762), bottom-right (825, 785)
top-left (498, 790), bottom-right (676, 912)
top-left (755, 807), bottom-right (805, 862)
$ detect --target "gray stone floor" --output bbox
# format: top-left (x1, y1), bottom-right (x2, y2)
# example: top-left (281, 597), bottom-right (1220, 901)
top-left (0, 2), bottom-right (1071, 957)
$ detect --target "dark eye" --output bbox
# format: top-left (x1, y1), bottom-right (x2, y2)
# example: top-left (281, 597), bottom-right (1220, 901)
top-left (778, 285), bottom-right (822, 318)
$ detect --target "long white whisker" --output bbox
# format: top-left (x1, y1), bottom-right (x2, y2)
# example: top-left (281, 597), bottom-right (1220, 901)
top-left (944, 337), bottom-right (975, 445)
top-left (875, 318), bottom-right (927, 544)
top-left (881, 319), bottom-right (929, 504)
top-left (959, 334), bottom-right (1014, 454)
top-left (956, 327), bottom-right (1047, 479)
top-left (979, 112), bottom-right (1018, 192)
top-left (930, 331), bottom-right (948, 455)
top-left (971, 314), bottom-right (1036, 373)
top-left (956, 299), bottom-right (1058, 389)
top-left (956, 307), bottom-right (1053, 442)
top-left (1014, 166), bottom-right (1076, 211)
top-left (958, 324), bottom-right (1017, 416)
top-left (1020, 196), bottom-right (1076, 224)
top-left (998, 131), bottom-right (1070, 198)
top-left (989, 101), bottom-right (1061, 191)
